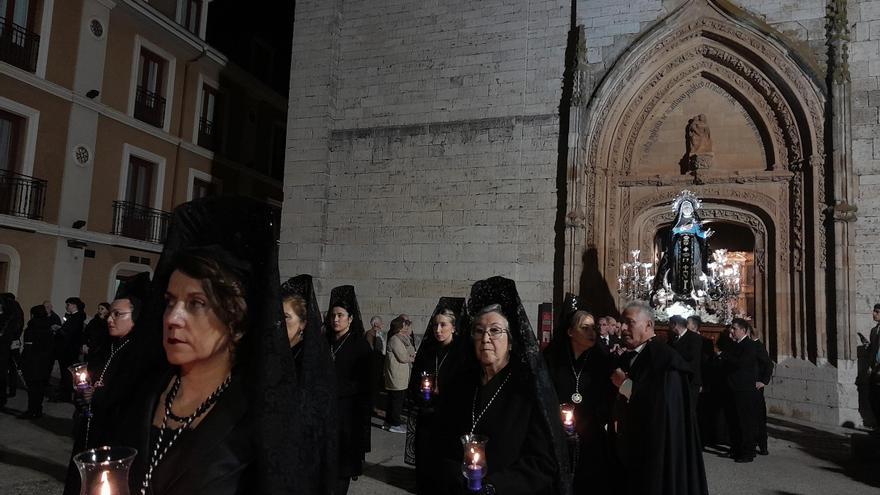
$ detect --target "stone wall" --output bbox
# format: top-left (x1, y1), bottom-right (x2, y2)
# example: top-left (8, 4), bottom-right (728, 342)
top-left (284, 0), bottom-right (570, 328)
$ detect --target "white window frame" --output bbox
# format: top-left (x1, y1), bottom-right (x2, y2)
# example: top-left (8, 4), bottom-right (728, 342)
top-left (0, 96), bottom-right (40, 177)
top-left (118, 143), bottom-right (167, 209)
top-left (0, 244), bottom-right (21, 295)
top-left (35, 0), bottom-right (56, 78)
top-left (127, 35), bottom-right (177, 132)
top-left (175, 0), bottom-right (211, 39)
top-left (107, 261), bottom-right (153, 302)
top-left (192, 73), bottom-right (220, 146)
top-left (186, 167), bottom-right (222, 201)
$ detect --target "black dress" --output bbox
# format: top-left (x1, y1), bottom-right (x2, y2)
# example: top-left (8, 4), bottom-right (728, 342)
top-left (21, 314), bottom-right (53, 413)
top-left (428, 364), bottom-right (557, 495)
top-left (543, 345), bottom-right (616, 494)
top-left (331, 330), bottom-right (372, 479)
top-left (117, 371), bottom-right (255, 495)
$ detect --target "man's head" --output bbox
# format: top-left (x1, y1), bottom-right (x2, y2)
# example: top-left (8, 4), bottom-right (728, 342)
top-left (730, 318), bottom-right (751, 342)
top-left (873, 304), bottom-right (880, 323)
top-left (669, 315), bottom-right (687, 335)
top-left (369, 316), bottom-right (383, 331)
top-left (598, 316), bottom-right (610, 337)
top-left (43, 300), bottom-right (53, 314)
top-left (620, 302), bottom-right (655, 349)
top-left (686, 315), bottom-right (702, 333)
top-left (65, 297), bottom-right (84, 314)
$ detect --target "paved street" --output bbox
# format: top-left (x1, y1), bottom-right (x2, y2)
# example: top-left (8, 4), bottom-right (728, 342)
top-left (2, 391), bottom-right (879, 495)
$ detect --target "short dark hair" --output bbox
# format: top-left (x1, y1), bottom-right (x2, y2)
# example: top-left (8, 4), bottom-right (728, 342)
top-left (874, 303), bottom-right (880, 311)
top-left (171, 250), bottom-right (248, 346)
top-left (669, 315), bottom-right (687, 328)
top-left (65, 297), bottom-right (85, 312)
top-left (687, 315), bottom-right (702, 327)
top-left (731, 317), bottom-right (752, 335)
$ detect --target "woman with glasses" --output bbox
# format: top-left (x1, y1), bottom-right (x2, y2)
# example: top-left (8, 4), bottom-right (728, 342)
top-left (543, 294), bottom-right (617, 494)
top-left (425, 277), bottom-right (570, 495)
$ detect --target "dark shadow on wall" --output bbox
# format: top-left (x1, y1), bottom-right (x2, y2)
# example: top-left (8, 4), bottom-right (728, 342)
top-left (577, 247), bottom-right (618, 319)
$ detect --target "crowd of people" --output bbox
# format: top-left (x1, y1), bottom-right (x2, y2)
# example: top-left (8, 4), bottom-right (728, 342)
top-left (2, 195), bottom-right (879, 495)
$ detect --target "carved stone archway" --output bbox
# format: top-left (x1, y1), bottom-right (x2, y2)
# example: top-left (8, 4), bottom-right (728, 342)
top-left (565, 0), bottom-right (828, 363)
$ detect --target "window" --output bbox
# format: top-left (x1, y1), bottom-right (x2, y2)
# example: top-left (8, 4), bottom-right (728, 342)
top-left (0, 0), bottom-right (39, 72)
top-left (198, 83), bottom-right (220, 150)
top-left (191, 177), bottom-right (213, 200)
top-left (125, 156), bottom-right (155, 207)
top-left (0, 109), bottom-right (23, 172)
top-left (134, 48), bottom-right (167, 128)
top-left (181, 0), bottom-right (201, 35)
top-left (187, 168), bottom-right (220, 201)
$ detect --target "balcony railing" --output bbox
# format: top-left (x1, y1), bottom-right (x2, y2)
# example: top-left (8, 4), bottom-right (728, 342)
top-left (0, 17), bottom-right (40, 72)
top-left (198, 117), bottom-right (216, 150)
top-left (134, 86), bottom-right (166, 128)
top-left (0, 169), bottom-right (46, 220)
top-left (111, 201), bottom-right (170, 244)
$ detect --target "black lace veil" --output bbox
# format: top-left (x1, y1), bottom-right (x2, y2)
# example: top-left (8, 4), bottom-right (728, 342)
top-left (280, 274), bottom-right (338, 493)
top-left (325, 285), bottom-right (365, 339)
top-left (467, 276), bottom-right (571, 495)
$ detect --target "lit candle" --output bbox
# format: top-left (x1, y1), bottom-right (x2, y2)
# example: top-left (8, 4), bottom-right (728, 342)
top-left (420, 374), bottom-right (433, 402)
top-left (466, 451), bottom-right (484, 492)
top-left (560, 404), bottom-right (575, 435)
top-left (99, 470), bottom-right (111, 495)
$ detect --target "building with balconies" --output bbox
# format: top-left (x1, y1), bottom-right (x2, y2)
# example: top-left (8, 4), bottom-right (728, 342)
top-left (0, 0), bottom-right (289, 312)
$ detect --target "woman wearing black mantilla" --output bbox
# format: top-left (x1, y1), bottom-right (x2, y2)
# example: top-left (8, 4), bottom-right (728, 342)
top-left (543, 293), bottom-right (617, 494)
top-left (326, 285), bottom-right (372, 495)
top-left (107, 196), bottom-right (321, 494)
top-left (405, 297), bottom-right (469, 493)
top-left (425, 276), bottom-right (570, 495)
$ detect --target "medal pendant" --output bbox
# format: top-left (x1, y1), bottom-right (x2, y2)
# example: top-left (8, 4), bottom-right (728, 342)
top-left (571, 392), bottom-right (583, 404)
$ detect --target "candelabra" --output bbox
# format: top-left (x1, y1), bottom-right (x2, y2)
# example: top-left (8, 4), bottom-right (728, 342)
top-left (706, 249), bottom-right (742, 324)
top-left (617, 250), bottom-right (654, 302)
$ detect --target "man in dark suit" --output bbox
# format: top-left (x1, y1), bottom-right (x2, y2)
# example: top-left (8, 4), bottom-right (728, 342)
top-left (719, 318), bottom-right (758, 462)
top-left (610, 302), bottom-right (708, 494)
top-left (668, 315), bottom-right (703, 415)
top-left (867, 304), bottom-right (880, 428)
top-left (751, 326), bottom-right (774, 455)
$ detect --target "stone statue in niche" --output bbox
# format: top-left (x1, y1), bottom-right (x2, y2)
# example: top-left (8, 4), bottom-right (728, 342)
top-left (680, 114), bottom-right (714, 183)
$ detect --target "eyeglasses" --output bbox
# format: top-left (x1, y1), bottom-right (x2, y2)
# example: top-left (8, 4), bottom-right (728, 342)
top-left (471, 327), bottom-right (508, 340)
top-left (108, 311), bottom-right (132, 319)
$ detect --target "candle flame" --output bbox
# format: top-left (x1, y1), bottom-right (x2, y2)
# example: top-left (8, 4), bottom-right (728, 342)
top-left (472, 452), bottom-right (480, 464)
top-left (99, 470), bottom-right (111, 495)
top-left (78, 371), bottom-right (88, 383)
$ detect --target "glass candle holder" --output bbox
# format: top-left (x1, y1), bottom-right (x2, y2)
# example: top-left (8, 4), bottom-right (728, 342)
top-left (420, 372), bottom-right (434, 401)
top-left (73, 446), bottom-right (137, 495)
top-left (560, 403), bottom-right (576, 435)
top-left (69, 362), bottom-right (91, 390)
top-left (460, 433), bottom-right (488, 492)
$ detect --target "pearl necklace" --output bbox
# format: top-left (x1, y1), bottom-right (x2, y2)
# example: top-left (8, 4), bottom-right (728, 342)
top-left (140, 374), bottom-right (232, 494)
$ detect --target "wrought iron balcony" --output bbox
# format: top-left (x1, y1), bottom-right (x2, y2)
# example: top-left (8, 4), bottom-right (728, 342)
top-left (0, 169), bottom-right (46, 219)
top-left (134, 86), bottom-right (166, 128)
top-left (198, 117), bottom-right (216, 150)
top-left (111, 201), bottom-right (170, 244)
top-left (0, 17), bottom-right (40, 72)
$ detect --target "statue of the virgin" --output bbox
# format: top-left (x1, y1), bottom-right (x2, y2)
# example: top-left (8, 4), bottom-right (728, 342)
top-left (653, 190), bottom-right (713, 298)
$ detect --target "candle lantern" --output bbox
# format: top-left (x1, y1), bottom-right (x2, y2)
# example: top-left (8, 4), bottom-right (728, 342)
top-left (560, 403), bottom-right (576, 435)
top-left (74, 446), bottom-right (137, 495)
top-left (420, 372), bottom-right (434, 402)
top-left (460, 434), bottom-right (488, 492)
top-left (69, 362), bottom-right (90, 389)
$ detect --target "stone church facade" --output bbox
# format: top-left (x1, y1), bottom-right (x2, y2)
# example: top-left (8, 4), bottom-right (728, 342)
top-left (285, 0), bottom-right (880, 426)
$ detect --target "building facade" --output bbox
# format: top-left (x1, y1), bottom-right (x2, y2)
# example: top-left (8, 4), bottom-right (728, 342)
top-left (0, 0), bottom-right (285, 315)
top-left (285, 0), bottom-right (880, 427)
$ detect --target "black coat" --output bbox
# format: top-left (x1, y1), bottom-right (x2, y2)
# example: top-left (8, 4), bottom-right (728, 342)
top-left (543, 345), bottom-right (616, 494)
top-left (21, 316), bottom-right (53, 381)
top-left (115, 371), bottom-right (255, 495)
top-left (428, 365), bottom-right (558, 495)
top-left (613, 338), bottom-right (708, 495)
top-left (84, 316), bottom-right (110, 369)
top-left (669, 331), bottom-right (704, 387)
top-left (331, 331), bottom-right (372, 478)
top-left (753, 338), bottom-right (773, 385)
top-left (58, 311), bottom-right (86, 357)
top-left (720, 337), bottom-right (757, 391)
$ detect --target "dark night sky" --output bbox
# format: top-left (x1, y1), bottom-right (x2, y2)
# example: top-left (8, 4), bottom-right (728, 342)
top-left (206, 0), bottom-right (295, 96)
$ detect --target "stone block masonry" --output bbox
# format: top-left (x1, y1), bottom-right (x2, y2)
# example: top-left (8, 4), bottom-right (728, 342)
top-left (284, 0), bottom-right (571, 329)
